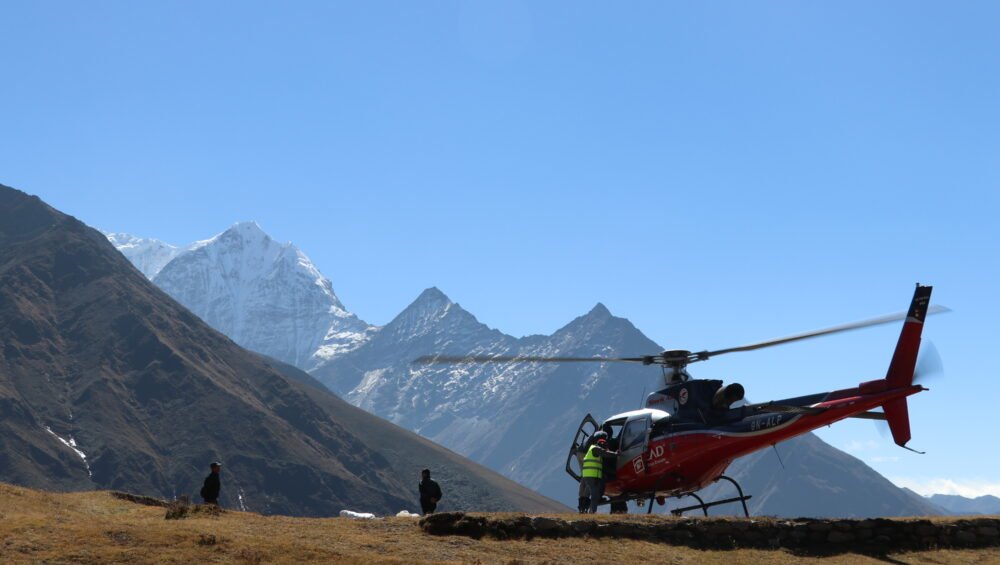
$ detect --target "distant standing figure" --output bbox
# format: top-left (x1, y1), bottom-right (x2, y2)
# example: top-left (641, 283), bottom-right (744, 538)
top-left (200, 461), bottom-right (222, 505)
top-left (418, 468), bottom-right (442, 515)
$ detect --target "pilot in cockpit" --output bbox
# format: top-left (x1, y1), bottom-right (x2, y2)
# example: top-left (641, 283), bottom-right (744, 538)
top-left (601, 422), bottom-right (623, 452)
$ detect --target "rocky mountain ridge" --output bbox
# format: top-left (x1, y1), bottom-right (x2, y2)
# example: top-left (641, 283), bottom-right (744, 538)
top-left (695, 432), bottom-right (944, 518)
top-left (928, 493), bottom-right (1000, 515)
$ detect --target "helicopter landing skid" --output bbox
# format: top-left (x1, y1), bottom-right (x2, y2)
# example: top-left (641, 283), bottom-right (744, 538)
top-left (668, 475), bottom-right (752, 518)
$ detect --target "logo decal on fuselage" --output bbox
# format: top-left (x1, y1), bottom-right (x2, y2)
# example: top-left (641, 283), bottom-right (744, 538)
top-left (632, 456), bottom-right (645, 474)
top-left (646, 444), bottom-right (666, 467)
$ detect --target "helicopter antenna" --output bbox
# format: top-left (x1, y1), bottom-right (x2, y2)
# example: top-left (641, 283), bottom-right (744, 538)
top-left (638, 385), bottom-right (647, 409)
top-left (771, 444), bottom-right (785, 470)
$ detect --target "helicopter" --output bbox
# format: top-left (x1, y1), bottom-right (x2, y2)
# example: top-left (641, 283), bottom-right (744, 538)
top-left (417, 284), bottom-right (945, 516)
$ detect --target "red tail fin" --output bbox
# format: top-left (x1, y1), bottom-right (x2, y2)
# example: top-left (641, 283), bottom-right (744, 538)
top-left (885, 284), bottom-right (933, 389)
top-left (883, 284), bottom-right (932, 448)
top-left (883, 398), bottom-right (912, 447)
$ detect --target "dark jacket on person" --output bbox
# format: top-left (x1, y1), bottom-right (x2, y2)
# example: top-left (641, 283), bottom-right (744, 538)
top-left (418, 478), bottom-right (442, 503)
top-left (201, 472), bottom-right (220, 502)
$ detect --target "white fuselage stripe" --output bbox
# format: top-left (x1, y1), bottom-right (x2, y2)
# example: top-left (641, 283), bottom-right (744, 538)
top-left (658, 415), bottom-right (804, 440)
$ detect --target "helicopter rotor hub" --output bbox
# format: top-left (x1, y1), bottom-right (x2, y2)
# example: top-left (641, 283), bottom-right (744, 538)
top-left (661, 350), bottom-right (694, 368)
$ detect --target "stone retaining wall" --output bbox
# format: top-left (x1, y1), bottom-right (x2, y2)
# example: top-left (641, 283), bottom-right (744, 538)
top-left (420, 512), bottom-right (1000, 554)
top-left (109, 491), bottom-right (170, 508)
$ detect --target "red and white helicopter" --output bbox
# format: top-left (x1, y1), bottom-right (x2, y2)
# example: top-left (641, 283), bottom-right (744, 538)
top-left (421, 284), bottom-right (944, 515)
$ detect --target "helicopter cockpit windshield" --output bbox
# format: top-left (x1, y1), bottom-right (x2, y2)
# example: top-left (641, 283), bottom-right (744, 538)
top-left (600, 409), bottom-right (672, 451)
top-left (620, 418), bottom-right (647, 452)
top-left (599, 409), bottom-right (672, 472)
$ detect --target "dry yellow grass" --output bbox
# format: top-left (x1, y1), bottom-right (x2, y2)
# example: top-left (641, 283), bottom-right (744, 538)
top-left (0, 483), bottom-right (997, 564)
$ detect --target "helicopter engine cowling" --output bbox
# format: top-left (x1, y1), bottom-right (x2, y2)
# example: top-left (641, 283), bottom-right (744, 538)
top-left (712, 383), bottom-right (745, 409)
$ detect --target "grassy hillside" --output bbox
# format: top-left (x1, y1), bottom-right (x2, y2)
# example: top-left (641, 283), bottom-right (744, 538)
top-left (0, 483), bottom-right (996, 564)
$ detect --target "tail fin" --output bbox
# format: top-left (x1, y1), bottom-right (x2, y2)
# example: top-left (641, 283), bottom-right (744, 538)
top-left (883, 284), bottom-right (933, 448)
top-left (883, 398), bottom-right (914, 448)
top-left (885, 284), bottom-right (933, 389)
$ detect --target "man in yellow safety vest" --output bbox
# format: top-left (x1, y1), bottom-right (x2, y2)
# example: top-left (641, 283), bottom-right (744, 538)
top-left (581, 431), bottom-right (618, 513)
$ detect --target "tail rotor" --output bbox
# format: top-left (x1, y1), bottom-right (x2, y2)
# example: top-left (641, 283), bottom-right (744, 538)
top-left (914, 341), bottom-right (944, 385)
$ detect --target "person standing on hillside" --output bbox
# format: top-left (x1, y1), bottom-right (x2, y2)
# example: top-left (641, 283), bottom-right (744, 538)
top-left (418, 468), bottom-right (443, 515)
top-left (200, 461), bottom-right (222, 505)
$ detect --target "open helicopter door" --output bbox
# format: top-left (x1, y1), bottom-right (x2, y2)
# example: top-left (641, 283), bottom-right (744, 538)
top-left (565, 414), bottom-right (599, 481)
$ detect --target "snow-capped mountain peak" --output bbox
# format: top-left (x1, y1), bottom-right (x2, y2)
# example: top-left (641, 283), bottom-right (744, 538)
top-left (546, 301), bottom-right (642, 351)
top-left (104, 232), bottom-right (184, 279)
top-left (383, 287), bottom-right (493, 342)
top-left (190, 220), bottom-right (270, 251)
top-left (415, 286), bottom-right (451, 306)
top-left (190, 221), bottom-right (343, 305)
top-left (399, 287), bottom-right (454, 319)
top-left (111, 222), bottom-right (373, 369)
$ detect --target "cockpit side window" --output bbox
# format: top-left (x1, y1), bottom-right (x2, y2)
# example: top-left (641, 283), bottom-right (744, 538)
top-left (601, 419), bottom-right (626, 451)
top-left (620, 417), bottom-right (648, 451)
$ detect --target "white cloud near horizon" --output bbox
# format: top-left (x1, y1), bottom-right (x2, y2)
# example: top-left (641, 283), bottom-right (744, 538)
top-left (890, 477), bottom-right (1000, 498)
top-left (842, 439), bottom-right (880, 453)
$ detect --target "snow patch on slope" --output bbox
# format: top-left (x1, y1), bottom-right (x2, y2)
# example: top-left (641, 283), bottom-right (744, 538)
top-left (44, 426), bottom-right (92, 477)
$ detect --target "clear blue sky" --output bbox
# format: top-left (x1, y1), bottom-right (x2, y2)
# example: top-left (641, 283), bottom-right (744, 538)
top-left (3, 2), bottom-right (998, 498)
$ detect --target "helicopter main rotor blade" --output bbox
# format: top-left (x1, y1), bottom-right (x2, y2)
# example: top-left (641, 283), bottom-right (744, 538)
top-left (413, 355), bottom-right (651, 364)
top-left (694, 305), bottom-right (950, 362)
